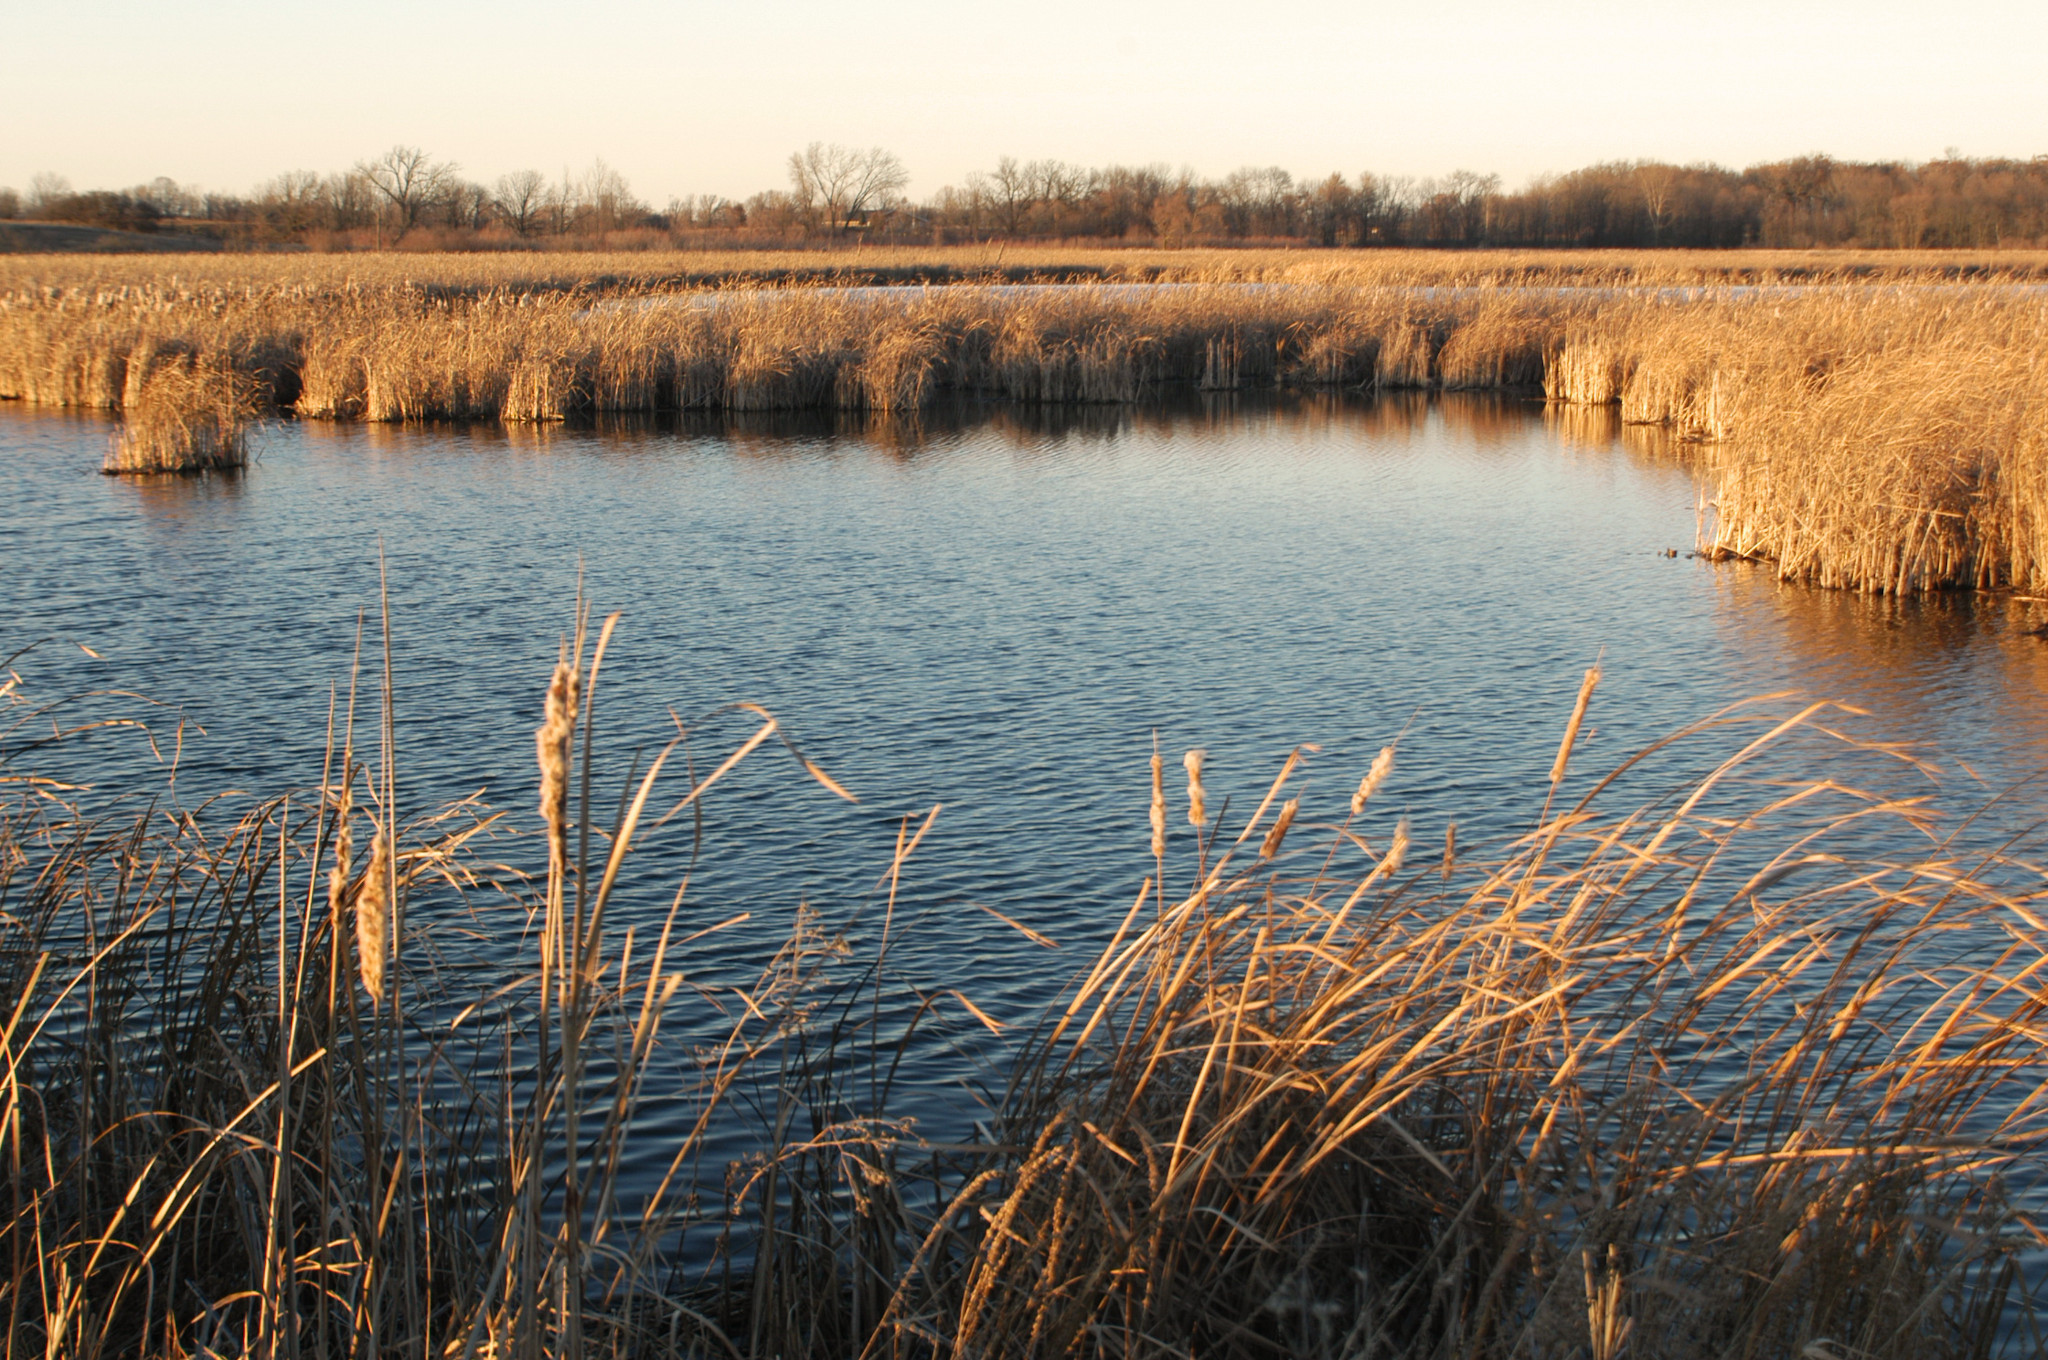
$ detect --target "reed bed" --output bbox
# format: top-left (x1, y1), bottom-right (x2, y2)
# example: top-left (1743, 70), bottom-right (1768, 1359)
top-left (1543, 290), bottom-right (2048, 594)
top-left (2, 614), bottom-right (2044, 1360)
top-left (0, 275), bottom-right (1585, 424)
top-left (4, 247), bottom-right (2047, 296)
top-left (4, 255), bottom-right (2048, 593)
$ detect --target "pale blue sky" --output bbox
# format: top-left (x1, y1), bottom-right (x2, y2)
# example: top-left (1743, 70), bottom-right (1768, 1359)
top-left (4, 0), bottom-right (2043, 203)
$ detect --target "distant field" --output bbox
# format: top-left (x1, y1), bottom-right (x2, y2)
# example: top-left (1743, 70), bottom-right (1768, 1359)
top-left (0, 220), bottom-right (225, 254)
top-left (4, 244), bottom-right (2048, 292)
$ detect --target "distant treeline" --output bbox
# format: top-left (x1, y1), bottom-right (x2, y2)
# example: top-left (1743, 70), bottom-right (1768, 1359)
top-left (7, 146), bottom-right (2048, 250)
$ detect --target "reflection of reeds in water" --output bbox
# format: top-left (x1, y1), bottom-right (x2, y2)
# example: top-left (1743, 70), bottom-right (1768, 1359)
top-left (1708, 566), bottom-right (2048, 778)
top-left (2, 617), bottom-right (2041, 1358)
top-left (1545, 399), bottom-right (1623, 450)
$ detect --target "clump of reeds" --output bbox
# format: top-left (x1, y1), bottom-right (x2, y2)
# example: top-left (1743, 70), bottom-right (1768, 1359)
top-left (101, 348), bottom-right (254, 473)
top-left (888, 700), bottom-right (2045, 1360)
top-left (0, 609), bottom-right (882, 1360)
top-left (2, 611), bottom-right (2039, 1360)
top-left (1436, 297), bottom-right (1559, 389)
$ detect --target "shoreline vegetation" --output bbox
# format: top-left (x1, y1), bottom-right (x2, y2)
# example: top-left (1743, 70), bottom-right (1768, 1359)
top-left (4, 250), bottom-right (2047, 595)
top-left (2, 623), bottom-right (2042, 1359)
top-left (11, 148), bottom-right (2048, 254)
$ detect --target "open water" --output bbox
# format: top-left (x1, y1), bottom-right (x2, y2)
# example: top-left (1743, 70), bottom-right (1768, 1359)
top-left (5, 390), bottom-right (2048, 1232)
top-left (8, 391), bottom-right (2048, 975)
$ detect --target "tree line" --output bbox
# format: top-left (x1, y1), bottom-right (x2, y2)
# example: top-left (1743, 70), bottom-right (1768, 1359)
top-left (7, 145), bottom-right (2047, 250)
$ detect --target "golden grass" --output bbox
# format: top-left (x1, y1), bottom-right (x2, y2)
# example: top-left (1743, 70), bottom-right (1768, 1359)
top-left (5, 245), bottom-right (2048, 293)
top-left (5, 252), bottom-right (2048, 593)
top-left (1, 614), bottom-right (2040, 1359)
top-left (98, 348), bottom-right (254, 474)
top-left (1548, 290), bottom-right (2048, 593)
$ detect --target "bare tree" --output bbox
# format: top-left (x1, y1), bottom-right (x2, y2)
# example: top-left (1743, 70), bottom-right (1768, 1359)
top-left (131, 176), bottom-right (199, 219)
top-left (356, 145), bottom-right (458, 230)
top-left (570, 159), bottom-right (643, 235)
top-left (28, 172), bottom-right (72, 213)
top-left (1635, 163), bottom-right (1681, 241)
top-left (448, 180), bottom-right (494, 231)
top-left (988, 155), bottom-right (1031, 235)
top-left (256, 171), bottom-right (326, 238)
top-left (787, 143), bottom-right (908, 235)
top-left (494, 170), bottom-right (548, 236)
top-left (323, 171), bottom-right (378, 230)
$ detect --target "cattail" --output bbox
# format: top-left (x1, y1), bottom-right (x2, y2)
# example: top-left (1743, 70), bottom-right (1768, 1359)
top-left (1351, 745), bottom-right (1395, 816)
top-left (327, 774), bottom-right (353, 923)
top-left (1551, 665), bottom-right (1602, 784)
top-left (1260, 798), bottom-right (1298, 860)
top-left (536, 654), bottom-right (579, 891)
top-left (1383, 820), bottom-right (1410, 876)
top-left (1149, 750), bottom-right (1167, 859)
top-left (356, 833), bottom-right (389, 1004)
top-left (1183, 749), bottom-right (1206, 827)
top-left (1442, 821), bottom-right (1457, 880)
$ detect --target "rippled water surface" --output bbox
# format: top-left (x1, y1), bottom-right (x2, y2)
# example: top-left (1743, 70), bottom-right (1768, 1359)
top-left (12, 383), bottom-right (2048, 1261)
top-left (8, 392), bottom-right (2048, 1157)
top-left (10, 394), bottom-right (2048, 953)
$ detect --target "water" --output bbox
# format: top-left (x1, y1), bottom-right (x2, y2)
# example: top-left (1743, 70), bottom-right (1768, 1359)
top-left (10, 392), bottom-right (2048, 959)
top-left (7, 391), bottom-right (2048, 1217)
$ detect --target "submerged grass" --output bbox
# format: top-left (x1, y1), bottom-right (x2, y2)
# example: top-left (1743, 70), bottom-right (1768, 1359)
top-left (0, 609), bottom-right (2043, 1359)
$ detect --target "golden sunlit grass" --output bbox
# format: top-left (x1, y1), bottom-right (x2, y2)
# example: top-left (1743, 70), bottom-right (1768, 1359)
top-left (1, 608), bottom-right (2042, 1358)
top-left (3, 251), bottom-right (2047, 594)
top-left (5, 245), bottom-right (2048, 293)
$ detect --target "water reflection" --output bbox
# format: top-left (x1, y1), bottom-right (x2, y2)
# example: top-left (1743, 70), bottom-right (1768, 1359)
top-left (114, 465), bottom-right (248, 517)
top-left (1542, 401), bottom-right (1688, 466)
top-left (285, 388), bottom-right (1580, 464)
top-left (1710, 568), bottom-right (2048, 799)
top-left (13, 390), bottom-right (2048, 840)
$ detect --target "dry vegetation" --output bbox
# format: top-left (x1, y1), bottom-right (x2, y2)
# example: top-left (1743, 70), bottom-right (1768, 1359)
top-left (2, 249), bottom-right (2047, 594)
top-left (6, 246), bottom-right (2048, 294)
top-left (2, 619), bottom-right (2043, 1360)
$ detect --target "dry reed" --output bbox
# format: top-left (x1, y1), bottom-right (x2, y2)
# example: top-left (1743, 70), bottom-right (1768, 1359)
top-left (0, 617), bottom-right (2042, 1359)
top-left (1150, 748), bottom-right (1167, 860)
top-left (356, 831), bottom-right (388, 1003)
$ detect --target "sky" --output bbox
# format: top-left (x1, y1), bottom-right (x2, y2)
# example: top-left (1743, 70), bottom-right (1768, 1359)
top-left (4, 0), bottom-right (2045, 205)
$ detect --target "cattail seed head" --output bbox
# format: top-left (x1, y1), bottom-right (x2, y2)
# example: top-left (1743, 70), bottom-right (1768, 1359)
top-left (327, 776), bottom-right (354, 924)
top-left (1442, 821), bottom-right (1457, 881)
top-left (1260, 798), bottom-right (1299, 860)
top-left (357, 833), bottom-right (390, 1005)
top-left (1351, 745), bottom-right (1396, 816)
top-left (536, 655), bottom-right (580, 890)
top-left (1551, 665), bottom-right (1601, 785)
top-left (1383, 819), bottom-right (1410, 876)
top-left (1183, 749), bottom-right (1206, 827)
top-left (1149, 751), bottom-right (1167, 859)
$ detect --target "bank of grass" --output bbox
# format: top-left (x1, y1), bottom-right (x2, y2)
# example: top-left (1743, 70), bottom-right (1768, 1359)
top-left (2, 621), bottom-right (2044, 1360)
top-left (2, 252), bottom-right (2047, 594)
